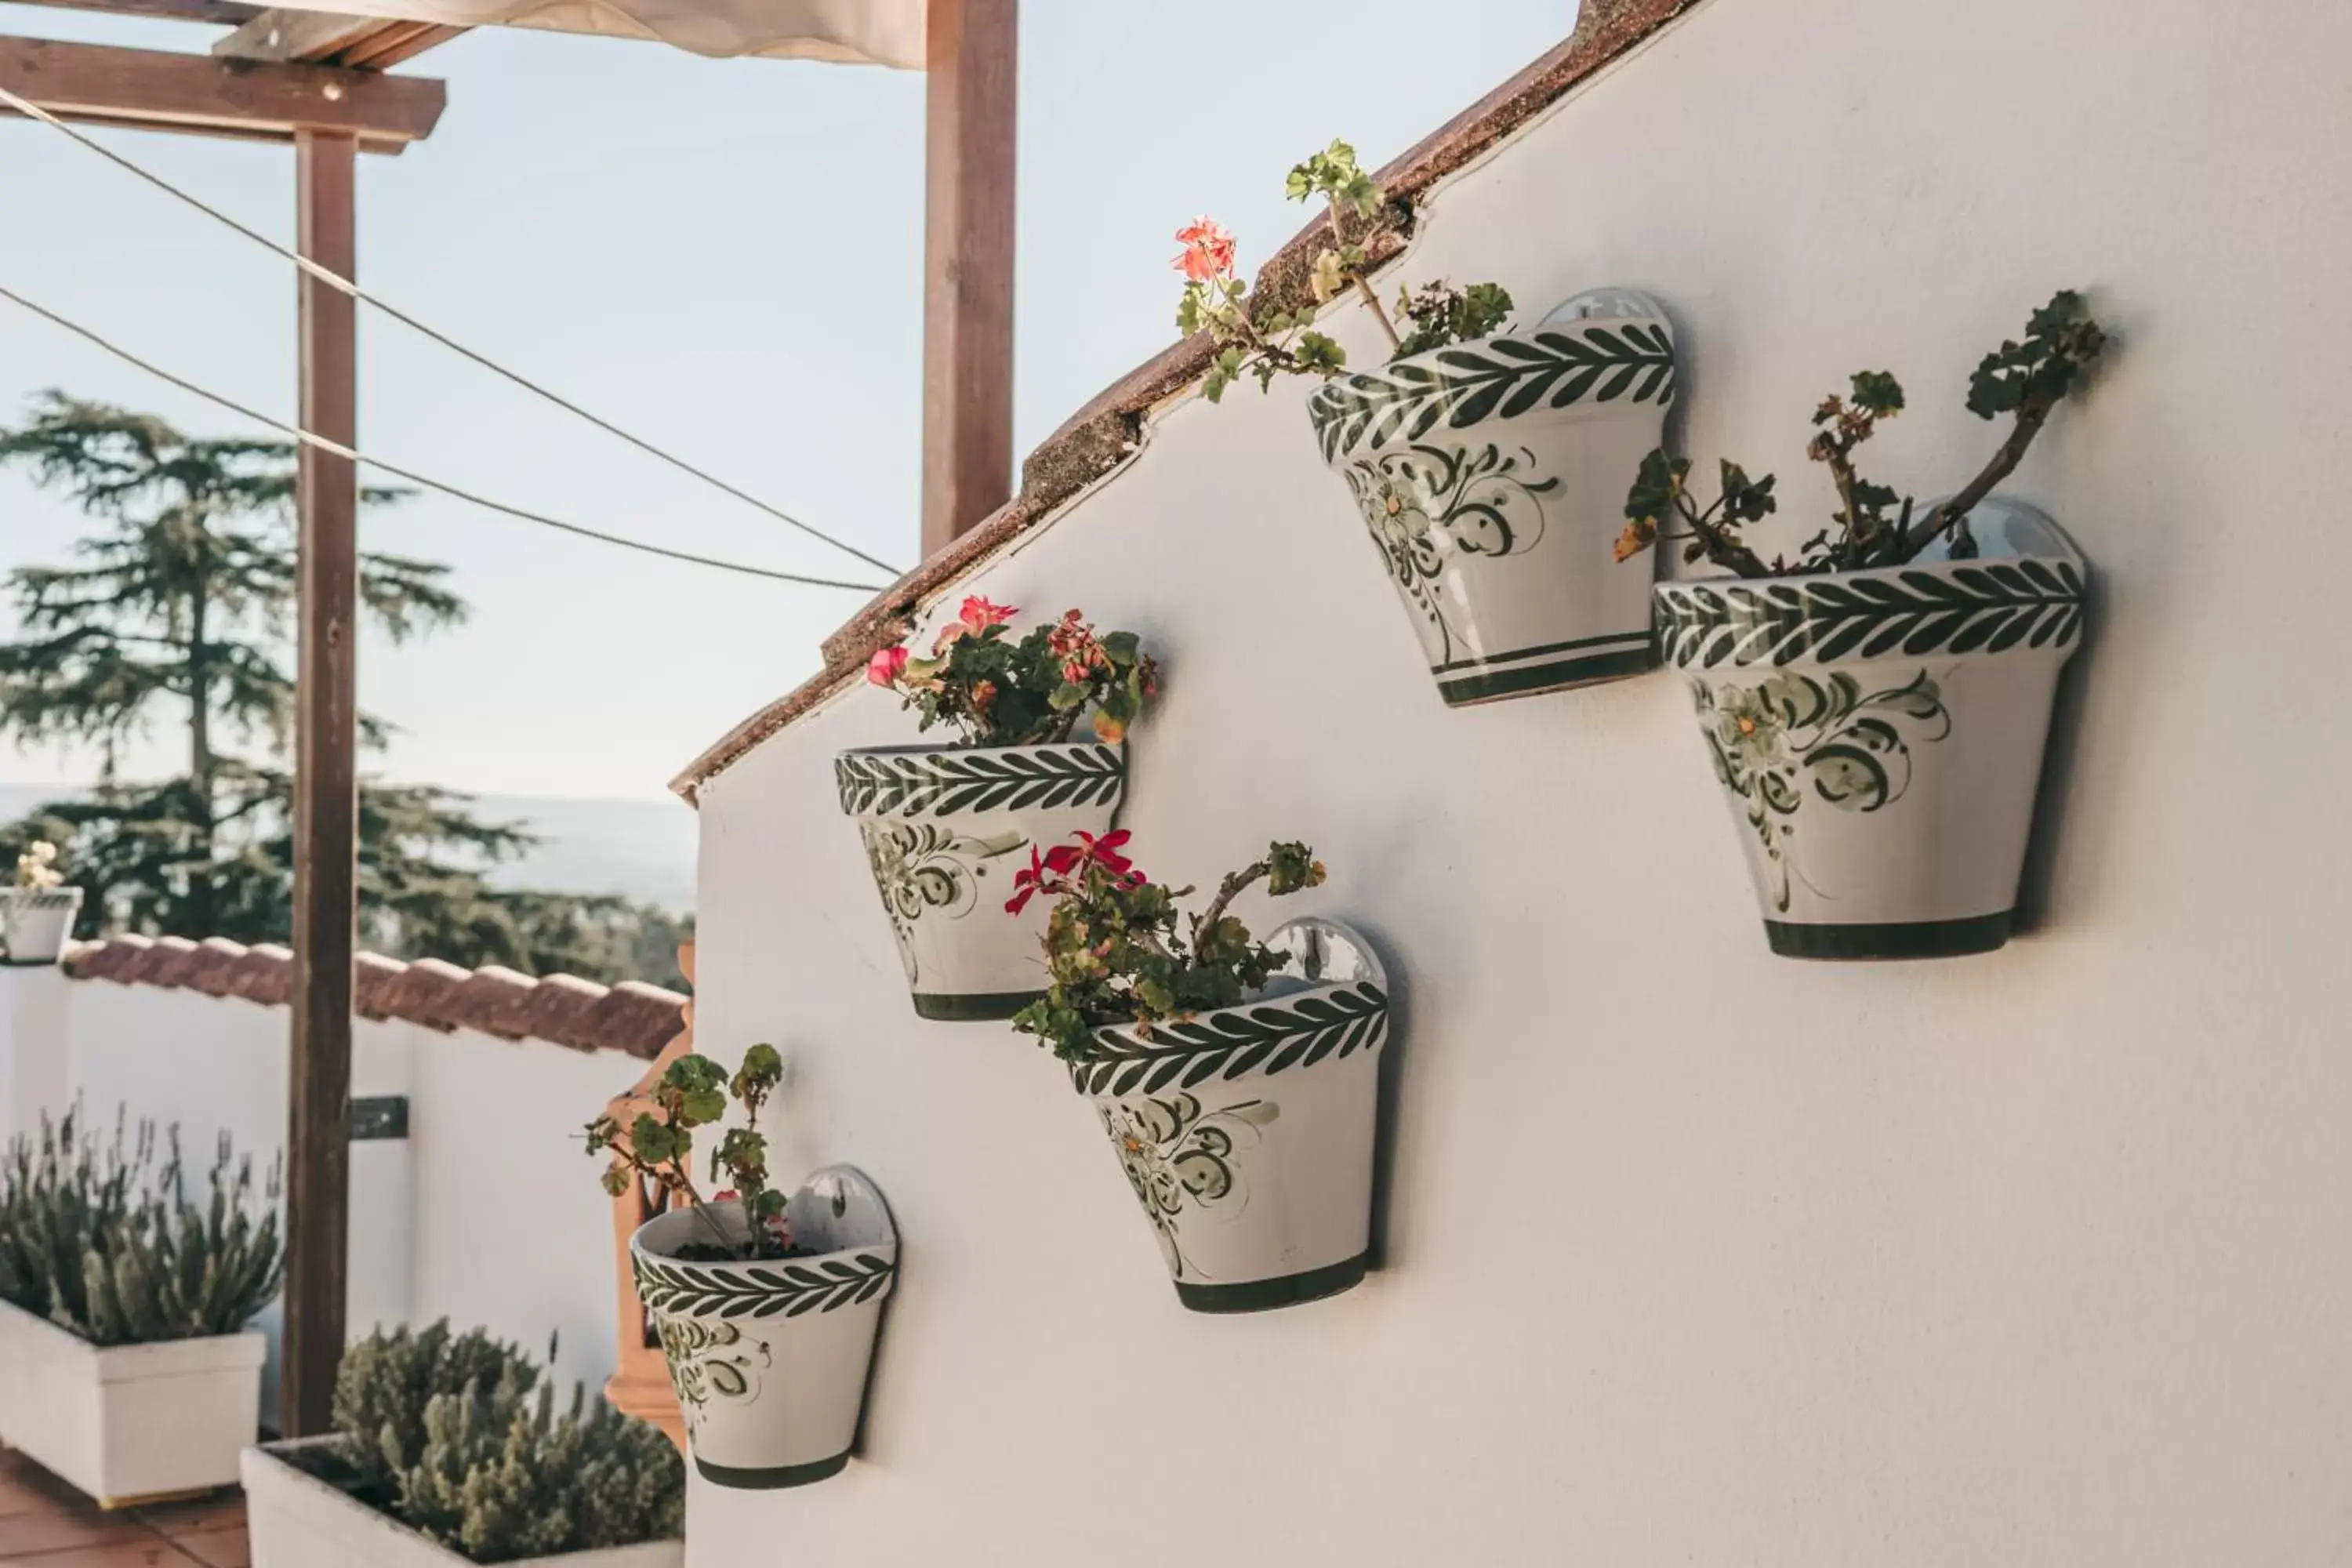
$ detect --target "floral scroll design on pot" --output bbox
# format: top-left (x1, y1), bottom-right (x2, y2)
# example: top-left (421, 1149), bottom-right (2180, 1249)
top-left (1100, 1091), bottom-right (1280, 1281)
top-left (857, 822), bottom-right (1024, 978)
top-left (655, 1317), bottom-right (768, 1415)
top-left (1339, 442), bottom-right (1558, 662)
top-left (1695, 668), bottom-right (1953, 910)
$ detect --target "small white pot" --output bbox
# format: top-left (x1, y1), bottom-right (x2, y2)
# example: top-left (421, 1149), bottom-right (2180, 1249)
top-left (1073, 920), bottom-right (1389, 1313)
top-left (2, 886), bottom-right (84, 965)
top-left (1651, 500), bottom-right (2086, 959)
top-left (242, 1438), bottom-right (682, 1568)
top-left (1308, 291), bottom-right (1675, 706)
top-left (0, 1294), bottom-right (262, 1506)
top-left (837, 739), bottom-right (1126, 1019)
top-left (629, 1170), bottom-right (897, 1490)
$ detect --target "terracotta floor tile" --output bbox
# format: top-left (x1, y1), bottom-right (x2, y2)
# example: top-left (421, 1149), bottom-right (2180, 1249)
top-left (164, 1526), bottom-right (246, 1568)
top-left (0, 1510), bottom-right (153, 1558)
top-left (128, 1499), bottom-right (243, 1539)
top-left (0, 1454), bottom-right (240, 1567)
top-left (0, 1541), bottom-right (196, 1566)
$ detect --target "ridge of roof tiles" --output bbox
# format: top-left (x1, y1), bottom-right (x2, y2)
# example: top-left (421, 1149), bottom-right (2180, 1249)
top-left (668, 0), bottom-right (1707, 803)
top-left (58, 935), bottom-right (685, 1061)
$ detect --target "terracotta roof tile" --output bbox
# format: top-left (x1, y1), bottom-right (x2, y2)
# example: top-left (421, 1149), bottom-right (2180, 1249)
top-left (227, 943), bottom-right (294, 1006)
top-left (354, 952), bottom-right (410, 1021)
top-left (183, 938), bottom-right (252, 999)
top-left (64, 934), bottom-right (151, 982)
top-left (442, 965), bottom-right (539, 1040)
top-left (380, 956), bottom-right (470, 1031)
top-left (670, 0), bottom-right (1708, 802)
top-left (58, 938), bottom-right (684, 1061)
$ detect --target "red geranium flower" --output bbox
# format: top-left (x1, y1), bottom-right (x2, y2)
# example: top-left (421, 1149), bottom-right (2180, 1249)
top-left (1174, 216), bottom-right (1237, 282)
top-left (1005, 839), bottom-right (1083, 916)
top-left (866, 645), bottom-right (909, 688)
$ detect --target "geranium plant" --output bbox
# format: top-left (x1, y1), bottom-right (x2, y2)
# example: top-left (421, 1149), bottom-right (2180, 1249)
top-left (1007, 831), bottom-right (1327, 1061)
top-left (1175, 140), bottom-right (1515, 401)
top-left (583, 1044), bottom-right (792, 1262)
top-left (1613, 291), bottom-right (2107, 575)
top-left (865, 597), bottom-right (1159, 747)
top-left (13, 840), bottom-right (62, 891)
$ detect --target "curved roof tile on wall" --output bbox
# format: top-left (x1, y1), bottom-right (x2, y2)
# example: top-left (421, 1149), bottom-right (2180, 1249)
top-left (59, 935), bottom-right (685, 1061)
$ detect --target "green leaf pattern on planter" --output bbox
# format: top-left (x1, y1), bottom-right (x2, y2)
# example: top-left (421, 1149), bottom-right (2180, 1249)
top-left (1100, 1091), bottom-right (1280, 1281)
top-left (834, 745), bottom-right (1124, 818)
top-left (858, 822), bottom-right (1025, 982)
top-left (655, 1316), bottom-right (768, 1411)
top-left (1695, 669), bottom-right (1953, 910)
top-left (1067, 981), bottom-right (1391, 1098)
top-left (1654, 561), bottom-right (2086, 670)
top-left (633, 1250), bottom-right (898, 1319)
top-left (1306, 324), bottom-right (1676, 463)
top-left (1339, 442), bottom-right (1559, 663)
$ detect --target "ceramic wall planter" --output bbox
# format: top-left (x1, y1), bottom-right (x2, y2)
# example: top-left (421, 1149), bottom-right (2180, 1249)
top-left (2, 886), bottom-right (83, 964)
top-left (242, 1438), bottom-right (682, 1568)
top-left (628, 1168), bottom-right (897, 1490)
top-left (1652, 499), bottom-right (2085, 959)
top-left (0, 1294), bottom-right (262, 1506)
top-left (1306, 289), bottom-right (1676, 706)
top-left (1070, 919), bottom-right (1389, 1313)
top-left (837, 740), bottom-right (1125, 1019)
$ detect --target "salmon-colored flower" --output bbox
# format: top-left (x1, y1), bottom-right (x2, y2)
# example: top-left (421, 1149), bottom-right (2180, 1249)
top-left (866, 645), bottom-right (909, 688)
top-left (1174, 217), bottom-right (1237, 282)
top-left (971, 679), bottom-right (998, 711)
top-left (959, 594), bottom-right (1017, 632)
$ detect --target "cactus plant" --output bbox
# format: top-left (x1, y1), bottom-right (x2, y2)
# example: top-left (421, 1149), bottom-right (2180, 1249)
top-left (328, 1321), bottom-right (684, 1563)
top-left (0, 1106), bottom-right (284, 1345)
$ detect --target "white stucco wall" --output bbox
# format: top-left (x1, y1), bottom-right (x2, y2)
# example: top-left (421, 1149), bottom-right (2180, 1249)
top-left (0, 968), bottom-right (650, 1410)
top-left (684, 0), bottom-right (2352, 1563)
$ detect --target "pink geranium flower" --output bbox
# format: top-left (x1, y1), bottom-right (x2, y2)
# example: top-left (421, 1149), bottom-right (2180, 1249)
top-left (866, 645), bottom-right (909, 688)
top-left (1174, 217), bottom-right (1237, 282)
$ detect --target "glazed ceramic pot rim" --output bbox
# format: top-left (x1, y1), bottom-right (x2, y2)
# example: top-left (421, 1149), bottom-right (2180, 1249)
top-left (1653, 508), bottom-right (2088, 673)
top-left (628, 1200), bottom-right (898, 1321)
top-left (5, 886), bottom-right (82, 908)
top-left (833, 738), bottom-right (1127, 821)
top-left (835, 738), bottom-right (1115, 762)
top-left (1305, 316), bottom-right (1678, 465)
top-left (1067, 917), bottom-right (1392, 1099)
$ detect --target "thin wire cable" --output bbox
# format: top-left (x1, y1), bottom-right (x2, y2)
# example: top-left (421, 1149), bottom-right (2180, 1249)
top-left (0, 283), bottom-right (888, 593)
top-left (0, 82), bottom-right (905, 579)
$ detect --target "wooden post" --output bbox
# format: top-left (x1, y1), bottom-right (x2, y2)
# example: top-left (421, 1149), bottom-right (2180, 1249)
top-left (283, 125), bottom-right (358, 1440)
top-left (920, 0), bottom-right (1017, 556)
top-left (601, 942), bottom-right (697, 1454)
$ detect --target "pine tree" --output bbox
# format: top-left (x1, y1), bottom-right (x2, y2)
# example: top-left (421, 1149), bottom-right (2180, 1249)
top-left (0, 393), bottom-right (689, 982)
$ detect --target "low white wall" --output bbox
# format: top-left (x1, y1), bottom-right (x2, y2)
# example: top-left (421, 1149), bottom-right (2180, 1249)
top-left (684, 0), bottom-right (2352, 1563)
top-left (0, 967), bottom-right (650, 1416)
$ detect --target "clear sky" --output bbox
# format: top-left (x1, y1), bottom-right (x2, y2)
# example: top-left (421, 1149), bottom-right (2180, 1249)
top-left (0, 0), bottom-right (1581, 802)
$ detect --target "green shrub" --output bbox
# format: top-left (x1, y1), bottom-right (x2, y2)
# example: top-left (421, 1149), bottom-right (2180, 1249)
top-left (0, 1106), bottom-right (284, 1345)
top-left (330, 1321), bottom-right (684, 1563)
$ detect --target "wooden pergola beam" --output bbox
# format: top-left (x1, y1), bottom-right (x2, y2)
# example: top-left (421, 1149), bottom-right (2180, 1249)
top-left (0, 0), bottom-right (263, 26)
top-left (215, 9), bottom-right (467, 68)
top-left (0, 35), bottom-right (445, 152)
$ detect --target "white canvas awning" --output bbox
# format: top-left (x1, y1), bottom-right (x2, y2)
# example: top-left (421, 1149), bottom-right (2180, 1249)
top-left (242, 0), bottom-right (922, 64)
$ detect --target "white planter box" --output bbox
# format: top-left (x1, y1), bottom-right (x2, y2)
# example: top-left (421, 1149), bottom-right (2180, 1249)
top-left (0, 1294), bottom-right (263, 1505)
top-left (243, 1438), bottom-right (684, 1568)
